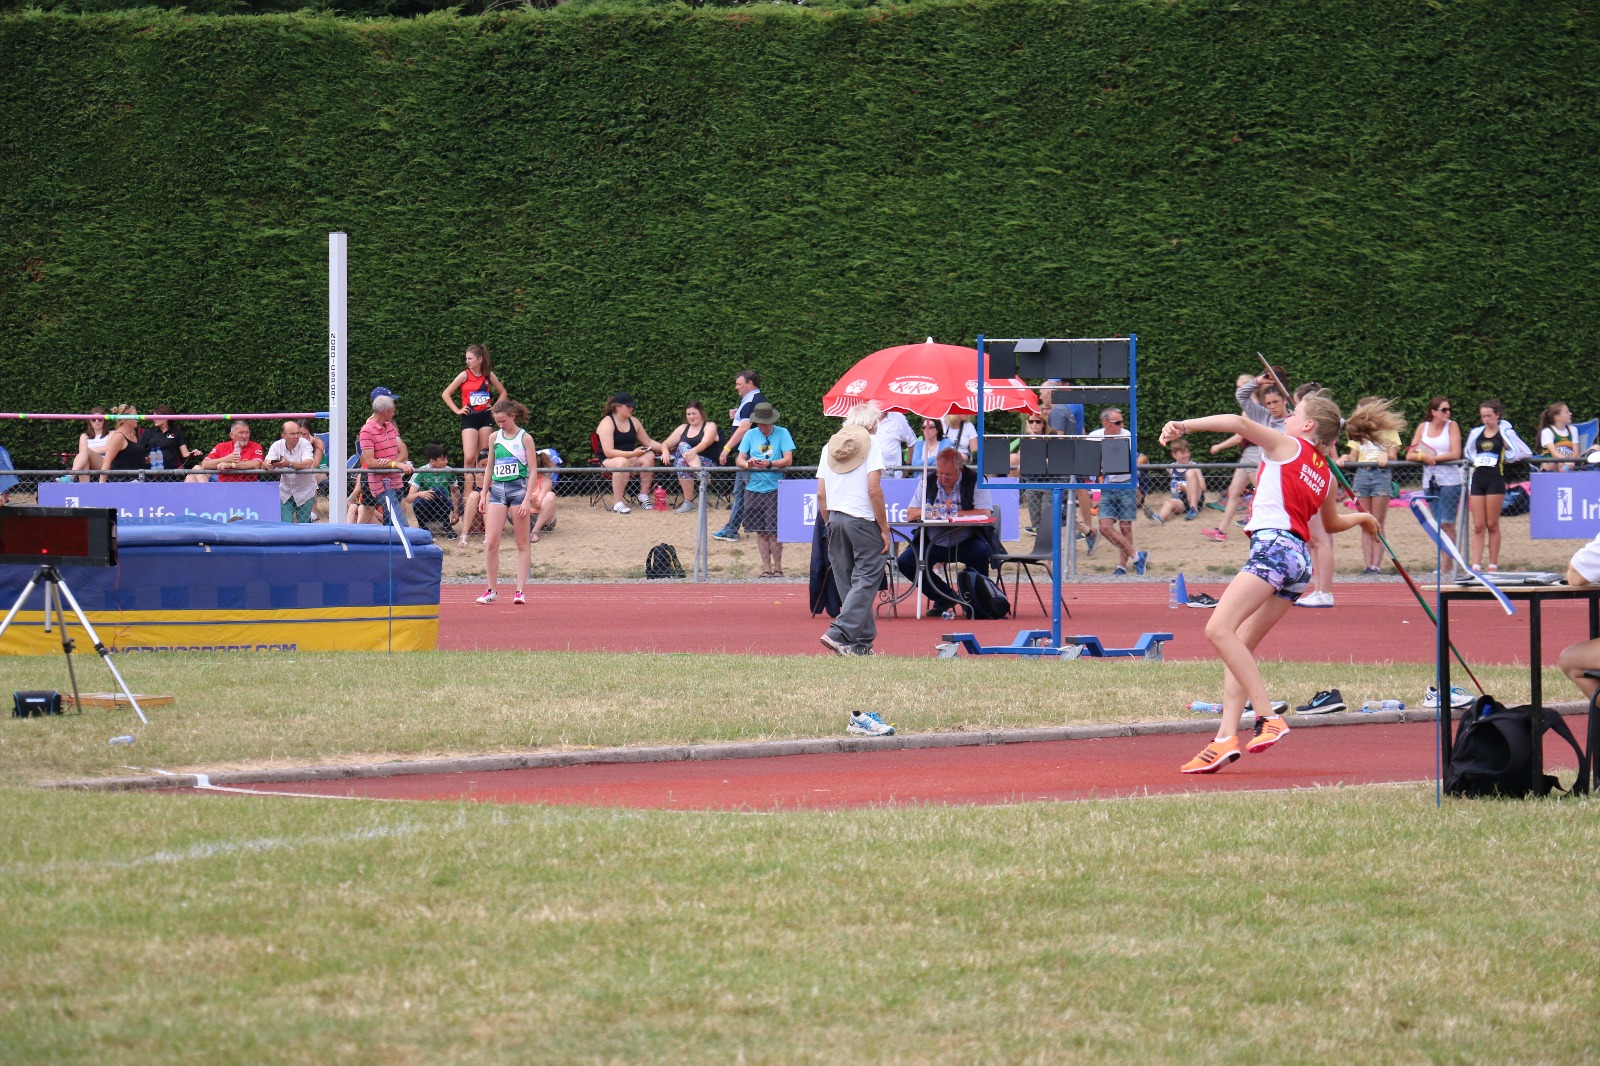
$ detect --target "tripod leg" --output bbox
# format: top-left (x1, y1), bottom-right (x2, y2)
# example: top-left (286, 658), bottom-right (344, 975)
top-left (0, 572), bottom-right (45, 645)
top-left (50, 574), bottom-right (147, 725)
top-left (50, 580), bottom-right (85, 715)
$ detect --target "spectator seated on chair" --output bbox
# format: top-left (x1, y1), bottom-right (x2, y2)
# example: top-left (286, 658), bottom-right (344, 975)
top-left (139, 405), bottom-right (200, 479)
top-left (596, 391), bottom-right (662, 514)
top-left (99, 404), bottom-right (148, 480)
top-left (658, 401), bottom-right (720, 514)
top-left (201, 420), bottom-right (266, 482)
top-left (68, 406), bottom-right (110, 481)
top-left (407, 444), bottom-right (461, 537)
top-left (896, 448), bottom-right (996, 619)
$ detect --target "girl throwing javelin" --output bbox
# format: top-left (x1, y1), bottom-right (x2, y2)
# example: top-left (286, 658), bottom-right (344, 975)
top-left (476, 399), bottom-right (534, 606)
top-left (1159, 394), bottom-right (1385, 773)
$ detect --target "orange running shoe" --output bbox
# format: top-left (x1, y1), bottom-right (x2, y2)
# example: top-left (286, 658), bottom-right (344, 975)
top-left (1180, 735), bottom-right (1241, 774)
top-left (1245, 714), bottom-right (1290, 754)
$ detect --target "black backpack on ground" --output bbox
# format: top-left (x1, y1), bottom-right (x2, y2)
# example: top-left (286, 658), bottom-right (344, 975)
top-left (645, 543), bottom-right (685, 579)
top-left (1444, 695), bottom-right (1588, 798)
top-left (1500, 483), bottom-right (1531, 516)
top-left (956, 569), bottom-right (1011, 621)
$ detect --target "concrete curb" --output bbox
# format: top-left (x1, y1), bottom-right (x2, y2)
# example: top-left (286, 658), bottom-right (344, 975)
top-left (45, 702), bottom-right (1589, 794)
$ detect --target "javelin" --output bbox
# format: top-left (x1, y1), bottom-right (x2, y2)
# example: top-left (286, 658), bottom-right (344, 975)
top-left (1256, 352), bottom-right (1491, 694)
top-left (0, 412), bottom-right (327, 422)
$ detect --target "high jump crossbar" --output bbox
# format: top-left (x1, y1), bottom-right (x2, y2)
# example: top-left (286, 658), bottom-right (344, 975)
top-left (0, 412), bottom-right (329, 422)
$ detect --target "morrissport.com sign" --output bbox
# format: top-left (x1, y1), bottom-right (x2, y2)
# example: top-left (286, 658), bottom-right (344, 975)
top-left (113, 643), bottom-right (299, 653)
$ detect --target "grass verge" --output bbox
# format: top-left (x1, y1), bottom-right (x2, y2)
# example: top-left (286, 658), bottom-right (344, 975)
top-left (0, 651), bottom-right (1570, 784)
top-left (1, 785), bottom-right (1597, 1063)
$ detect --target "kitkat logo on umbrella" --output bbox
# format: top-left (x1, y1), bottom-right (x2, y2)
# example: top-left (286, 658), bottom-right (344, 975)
top-left (844, 378), bottom-right (869, 396)
top-left (887, 377), bottom-right (940, 396)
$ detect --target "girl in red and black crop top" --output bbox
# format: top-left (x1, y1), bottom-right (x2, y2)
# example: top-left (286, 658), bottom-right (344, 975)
top-left (441, 343), bottom-right (507, 493)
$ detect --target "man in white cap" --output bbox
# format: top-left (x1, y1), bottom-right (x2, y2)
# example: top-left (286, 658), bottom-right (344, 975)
top-left (817, 403), bottom-right (892, 659)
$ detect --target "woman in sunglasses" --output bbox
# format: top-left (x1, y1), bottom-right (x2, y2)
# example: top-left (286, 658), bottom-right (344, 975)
top-left (68, 406), bottom-right (111, 481)
top-left (910, 417), bottom-right (948, 468)
top-left (1012, 411), bottom-right (1055, 533)
top-left (1406, 397), bottom-right (1464, 556)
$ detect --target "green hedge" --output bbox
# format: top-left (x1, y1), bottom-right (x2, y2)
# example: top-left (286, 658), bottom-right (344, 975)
top-left (2, 2), bottom-right (1597, 468)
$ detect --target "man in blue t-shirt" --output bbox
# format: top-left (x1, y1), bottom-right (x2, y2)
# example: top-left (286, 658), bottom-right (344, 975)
top-left (735, 402), bottom-right (794, 578)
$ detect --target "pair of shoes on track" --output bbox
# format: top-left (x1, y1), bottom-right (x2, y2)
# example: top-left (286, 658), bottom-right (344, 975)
top-left (1294, 590), bottom-right (1335, 608)
top-left (1181, 715), bottom-right (1289, 774)
top-left (475, 589), bottom-right (525, 605)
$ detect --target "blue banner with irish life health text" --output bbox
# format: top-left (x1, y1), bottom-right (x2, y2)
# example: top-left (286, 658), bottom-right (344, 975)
top-left (38, 482), bottom-right (281, 524)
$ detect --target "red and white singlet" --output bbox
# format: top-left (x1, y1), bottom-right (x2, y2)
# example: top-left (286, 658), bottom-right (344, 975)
top-left (1244, 438), bottom-right (1331, 541)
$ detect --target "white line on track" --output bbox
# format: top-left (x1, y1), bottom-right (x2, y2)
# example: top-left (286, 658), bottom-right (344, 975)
top-left (133, 767), bottom-right (399, 802)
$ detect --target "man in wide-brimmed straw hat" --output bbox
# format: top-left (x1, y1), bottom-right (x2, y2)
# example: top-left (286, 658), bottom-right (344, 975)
top-left (817, 403), bottom-right (892, 660)
top-left (733, 402), bottom-right (794, 578)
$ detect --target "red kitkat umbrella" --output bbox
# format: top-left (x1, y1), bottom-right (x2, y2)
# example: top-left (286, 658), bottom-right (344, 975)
top-left (821, 339), bottom-right (1039, 419)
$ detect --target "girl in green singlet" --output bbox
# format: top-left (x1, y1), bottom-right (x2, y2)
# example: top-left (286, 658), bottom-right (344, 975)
top-left (476, 399), bottom-right (534, 606)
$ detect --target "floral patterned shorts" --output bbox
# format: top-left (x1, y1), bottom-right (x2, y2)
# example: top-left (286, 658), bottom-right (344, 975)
top-left (1241, 528), bottom-right (1312, 602)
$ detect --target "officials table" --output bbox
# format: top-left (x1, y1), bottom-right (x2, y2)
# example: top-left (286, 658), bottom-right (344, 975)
top-left (1437, 583), bottom-right (1600, 795)
top-left (904, 514), bottom-right (995, 619)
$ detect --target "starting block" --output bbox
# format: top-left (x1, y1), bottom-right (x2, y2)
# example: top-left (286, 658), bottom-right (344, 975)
top-left (1062, 633), bottom-right (1174, 661)
top-left (937, 630), bottom-right (1058, 658)
top-left (936, 631), bottom-right (1173, 660)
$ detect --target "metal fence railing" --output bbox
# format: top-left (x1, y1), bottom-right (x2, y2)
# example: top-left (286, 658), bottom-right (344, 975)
top-left (0, 458), bottom-right (1482, 581)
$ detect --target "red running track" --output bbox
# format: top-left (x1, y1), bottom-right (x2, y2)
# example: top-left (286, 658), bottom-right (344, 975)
top-left (185, 720), bottom-right (1534, 810)
top-left (440, 581), bottom-right (1587, 665)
